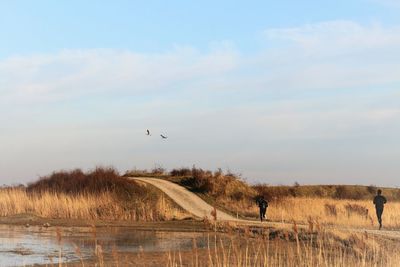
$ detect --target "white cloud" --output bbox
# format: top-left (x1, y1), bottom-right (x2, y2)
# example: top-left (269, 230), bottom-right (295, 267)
top-left (265, 20), bottom-right (400, 49)
top-left (262, 20), bottom-right (400, 91)
top-left (370, 0), bottom-right (400, 7)
top-left (2, 21), bottom-right (400, 104)
top-left (1, 20), bottom-right (400, 185)
top-left (0, 46), bottom-right (239, 104)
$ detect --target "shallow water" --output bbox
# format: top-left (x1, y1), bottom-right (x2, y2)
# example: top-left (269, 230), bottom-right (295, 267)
top-left (0, 225), bottom-right (217, 266)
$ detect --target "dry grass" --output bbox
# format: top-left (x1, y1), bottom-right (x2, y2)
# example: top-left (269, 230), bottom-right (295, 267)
top-left (0, 167), bottom-right (189, 222)
top-left (254, 183), bottom-right (400, 201)
top-left (0, 187), bottom-right (187, 221)
top-left (239, 197), bottom-right (400, 229)
top-left (2, 165), bottom-right (400, 266)
top-left (63, 223), bottom-right (400, 267)
top-left (182, 233), bottom-right (399, 267)
top-left (162, 219), bottom-right (400, 267)
top-left (201, 231), bottom-right (400, 267)
top-left (124, 167), bottom-right (400, 228)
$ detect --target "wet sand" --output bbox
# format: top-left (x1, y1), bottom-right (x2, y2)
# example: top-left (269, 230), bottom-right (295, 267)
top-left (0, 213), bottom-right (207, 232)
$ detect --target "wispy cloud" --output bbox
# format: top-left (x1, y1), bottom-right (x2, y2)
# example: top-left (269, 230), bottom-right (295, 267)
top-left (370, 0), bottom-right (400, 7)
top-left (0, 46), bottom-right (239, 104)
top-left (262, 20), bottom-right (400, 92)
top-left (1, 20), bottom-right (400, 185)
top-left (265, 20), bottom-right (400, 48)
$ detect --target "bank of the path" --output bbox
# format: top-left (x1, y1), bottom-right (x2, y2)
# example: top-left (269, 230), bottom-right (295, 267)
top-left (132, 177), bottom-right (237, 221)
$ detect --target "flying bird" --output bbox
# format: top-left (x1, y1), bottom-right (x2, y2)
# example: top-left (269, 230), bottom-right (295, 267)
top-left (146, 129), bottom-right (151, 136)
top-left (160, 134), bottom-right (168, 139)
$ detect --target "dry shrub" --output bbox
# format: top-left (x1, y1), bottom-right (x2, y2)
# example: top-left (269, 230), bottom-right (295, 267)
top-left (123, 169), bottom-right (150, 177)
top-left (345, 203), bottom-right (369, 219)
top-left (180, 167), bottom-right (214, 193)
top-left (170, 168), bottom-right (192, 177)
top-left (367, 185), bottom-right (377, 194)
top-left (325, 204), bottom-right (337, 217)
top-left (176, 167), bottom-right (255, 201)
top-left (253, 184), bottom-right (400, 201)
top-left (151, 165), bottom-right (166, 175)
top-left (27, 167), bottom-right (153, 205)
top-left (28, 167), bottom-right (130, 195)
top-left (123, 167), bottom-right (168, 178)
top-left (334, 185), bottom-right (363, 200)
top-left (2, 167), bottom-right (189, 222)
top-left (253, 184), bottom-right (294, 201)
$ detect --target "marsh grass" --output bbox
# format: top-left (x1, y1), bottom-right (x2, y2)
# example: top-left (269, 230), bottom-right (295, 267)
top-left (0, 167), bottom-right (189, 221)
top-left (0, 187), bottom-right (187, 221)
top-left (60, 223), bottom-right (400, 267)
top-left (240, 197), bottom-right (400, 229)
top-left (3, 166), bottom-right (400, 266)
top-left (164, 226), bottom-right (400, 267)
top-left (133, 167), bottom-right (400, 227)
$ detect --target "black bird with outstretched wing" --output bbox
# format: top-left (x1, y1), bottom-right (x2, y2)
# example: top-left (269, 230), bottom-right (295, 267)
top-left (146, 129), bottom-right (151, 136)
top-left (160, 134), bottom-right (168, 139)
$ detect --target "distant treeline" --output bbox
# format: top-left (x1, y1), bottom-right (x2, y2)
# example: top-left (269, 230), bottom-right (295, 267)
top-left (13, 166), bottom-right (399, 203)
top-left (253, 184), bottom-right (400, 201)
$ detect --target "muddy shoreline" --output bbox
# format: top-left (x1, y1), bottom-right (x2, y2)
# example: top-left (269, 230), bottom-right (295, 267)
top-left (0, 213), bottom-right (209, 232)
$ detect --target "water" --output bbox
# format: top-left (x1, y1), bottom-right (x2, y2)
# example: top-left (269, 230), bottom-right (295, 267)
top-left (0, 225), bottom-right (216, 266)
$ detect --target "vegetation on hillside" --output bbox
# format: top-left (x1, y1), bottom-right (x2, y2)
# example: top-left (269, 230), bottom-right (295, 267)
top-left (0, 167), bottom-right (187, 221)
top-left (125, 167), bottom-right (258, 218)
top-left (254, 183), bottom-right (400, 201)
top-left (2, 165), bottom-right (399, 227)
top-left (1, 166), bottom-right (398, 266)
top-left (124, 166), bottom-right (400, 201)
top-left (124, 166), bottom-right (400, 225)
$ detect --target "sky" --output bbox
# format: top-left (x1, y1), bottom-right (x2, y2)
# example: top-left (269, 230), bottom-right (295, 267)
top-left (0, 0), bottom-right (399, 186)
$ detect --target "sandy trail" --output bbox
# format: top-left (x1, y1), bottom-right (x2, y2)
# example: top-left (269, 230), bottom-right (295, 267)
top-left (131, 177), bottom-right (400, 239)
top-left (133, 177), bottom-right (238, 221)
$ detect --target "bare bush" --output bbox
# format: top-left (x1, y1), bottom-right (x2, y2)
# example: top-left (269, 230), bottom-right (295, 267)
top-left (345, 203), bottom-right (369, 219)
top-left (325, 204), bottom-right (338, 217)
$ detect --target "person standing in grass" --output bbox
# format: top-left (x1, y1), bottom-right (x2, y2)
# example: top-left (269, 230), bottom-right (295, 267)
top-left (256, 196), bottom-right (268, 222)
top-left (373, 189), bottom-right (387, 230)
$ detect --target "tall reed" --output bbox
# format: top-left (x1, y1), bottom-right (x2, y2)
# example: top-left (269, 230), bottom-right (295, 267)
top-left (0, 188), bottom-right (187, 221)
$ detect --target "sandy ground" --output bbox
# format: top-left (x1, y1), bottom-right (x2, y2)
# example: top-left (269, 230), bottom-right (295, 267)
top-left (133, 177), bottom-right (238, 221)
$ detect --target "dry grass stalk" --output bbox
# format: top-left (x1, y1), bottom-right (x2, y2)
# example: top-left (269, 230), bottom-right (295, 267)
top-left (0, 188), bottom-right (187, 221)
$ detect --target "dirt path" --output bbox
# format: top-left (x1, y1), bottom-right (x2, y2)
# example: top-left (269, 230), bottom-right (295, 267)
top-left (133, 177), bottom-right (238, 221)
top-left (132, 177), bottom-right (400, 239)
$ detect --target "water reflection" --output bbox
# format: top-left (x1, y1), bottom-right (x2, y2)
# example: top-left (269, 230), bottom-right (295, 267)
top-left (0, 225), bottom-right (216, 266)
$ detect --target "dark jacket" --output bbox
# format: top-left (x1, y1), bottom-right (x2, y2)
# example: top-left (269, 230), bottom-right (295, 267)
top-left (256, 198), bottom-right (268, 209)
top-left (373, 195), bottom-right (387, 209)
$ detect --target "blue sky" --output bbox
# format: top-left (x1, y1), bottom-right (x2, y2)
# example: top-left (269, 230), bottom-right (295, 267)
top-left (1, 0), bottom-right (399, 185)
top-left (1, 0), bottom-right (399, 57)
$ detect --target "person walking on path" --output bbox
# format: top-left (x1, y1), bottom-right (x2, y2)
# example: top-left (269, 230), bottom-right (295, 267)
top-left (373, 189), bottom-right (387, 230)
top-left (256, 196), bottom-right (268, 222)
